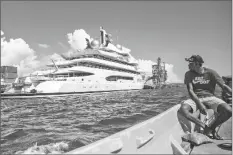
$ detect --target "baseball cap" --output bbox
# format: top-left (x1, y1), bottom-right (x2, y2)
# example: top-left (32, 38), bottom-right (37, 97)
top-left (185, 55), bottom-right (204, 63)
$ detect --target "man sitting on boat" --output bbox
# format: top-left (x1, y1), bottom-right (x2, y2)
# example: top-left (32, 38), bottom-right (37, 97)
top-left (179, 55), bottom-right (232, 140)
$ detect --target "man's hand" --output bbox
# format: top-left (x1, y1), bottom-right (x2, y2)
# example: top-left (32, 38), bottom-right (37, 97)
top-left (198, 104), bottom-right (207, 115)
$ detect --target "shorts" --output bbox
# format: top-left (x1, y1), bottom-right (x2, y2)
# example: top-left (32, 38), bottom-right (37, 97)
top-left (181, 96), bottom-right (226, 113)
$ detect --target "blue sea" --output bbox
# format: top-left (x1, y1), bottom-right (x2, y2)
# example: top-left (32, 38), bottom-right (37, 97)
top-left (1, 84), bottom-right (222, 154)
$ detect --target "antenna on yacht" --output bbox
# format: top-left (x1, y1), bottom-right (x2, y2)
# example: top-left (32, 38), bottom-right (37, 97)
top-left (100, 26), bottom-right (106, 46)
top-left (51, 59), bottom-right (59, 72)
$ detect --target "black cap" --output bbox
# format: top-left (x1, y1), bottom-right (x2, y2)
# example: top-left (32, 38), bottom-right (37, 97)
top-left (185, 55), bottom-right (204, 63)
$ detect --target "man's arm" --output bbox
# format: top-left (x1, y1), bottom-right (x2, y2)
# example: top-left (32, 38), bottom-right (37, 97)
top-left (217, 81), bottom-right (232, 95)
top-left (211, 69), bottom-right (232, 95)
top-left (187, 82), bottom-right (207, 115)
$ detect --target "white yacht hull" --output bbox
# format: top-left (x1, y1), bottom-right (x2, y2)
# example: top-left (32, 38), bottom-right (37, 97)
top-left (35, 80), bottom-right (144, 93)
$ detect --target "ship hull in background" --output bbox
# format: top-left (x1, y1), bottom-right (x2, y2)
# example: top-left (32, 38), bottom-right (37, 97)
top-left (1, 84), bottom-right (143, 99)
top-left (34, 68), bottom-right (144, 93)
top-left (1, 75), bottom-right (144, 98)
top-left (35, 80), bottom-right (144, 93)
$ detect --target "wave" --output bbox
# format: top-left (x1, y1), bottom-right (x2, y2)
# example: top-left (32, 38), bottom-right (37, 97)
top-left (99, 117), bottom-right (128, 125)
top-left (2, 129), bottom-right (27, 141)
top-left (15, 141), bottom-right (69, 154)
top-left (141, 109), bottom-right (159, 116)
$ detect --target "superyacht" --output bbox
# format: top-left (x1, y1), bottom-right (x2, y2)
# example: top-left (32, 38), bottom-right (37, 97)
top-left (7, 27), bottom-right (144, 95)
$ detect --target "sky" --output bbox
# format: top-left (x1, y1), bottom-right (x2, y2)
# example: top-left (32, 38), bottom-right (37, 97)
top-left (1, 1), bottom-right (232, 82)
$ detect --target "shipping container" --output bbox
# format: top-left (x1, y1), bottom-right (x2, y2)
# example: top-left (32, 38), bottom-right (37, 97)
top-left (0, 66), bottom-right (17, 73)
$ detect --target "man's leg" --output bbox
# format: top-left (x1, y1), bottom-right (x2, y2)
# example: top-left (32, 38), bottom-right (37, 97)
top-left (179, 103), bottom-right (205, 129)
top-left (210, 103), bottom-right (232, 130)
top-left (203, 97), bottom-right (232, 139)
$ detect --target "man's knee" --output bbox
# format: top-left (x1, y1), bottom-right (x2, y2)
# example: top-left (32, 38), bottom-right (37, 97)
top-left (179, 104), bottom-right (199, 120)
top-left (217, 103), bottom-right (232, 118)
top-left (225, 107), bottom-right (232, 118)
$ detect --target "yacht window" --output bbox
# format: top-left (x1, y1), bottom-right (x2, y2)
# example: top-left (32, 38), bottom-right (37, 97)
top-left (69, 73), bottom-right (74, 77)
top-left (106, 76), bottom-right (133, 81)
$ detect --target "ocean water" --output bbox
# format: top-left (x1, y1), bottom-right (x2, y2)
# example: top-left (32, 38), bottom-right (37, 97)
top-left (1, 84), bottom-right (222, 154)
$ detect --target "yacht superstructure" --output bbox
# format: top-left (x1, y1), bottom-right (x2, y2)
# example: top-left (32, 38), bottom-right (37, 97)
top-left (32, 27), bottom-right (144, 93)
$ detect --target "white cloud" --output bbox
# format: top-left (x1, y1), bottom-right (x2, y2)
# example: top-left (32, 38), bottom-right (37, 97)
top-left (67, 29), bottom-right (91, 51)
top-left (1, 30), bottom-right (6, 47)
top-left (38, 43), bottom-right (50, 48)
top-left (164, 64), bottom-right (182, 83)
top-left (1, 30), bottom-right (40, 77)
